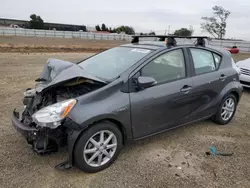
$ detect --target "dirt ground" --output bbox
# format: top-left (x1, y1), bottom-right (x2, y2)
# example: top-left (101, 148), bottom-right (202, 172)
top-left (0, 36), bottom-right (127, 52)
top-left (1, 52), bottom-right (250, 188)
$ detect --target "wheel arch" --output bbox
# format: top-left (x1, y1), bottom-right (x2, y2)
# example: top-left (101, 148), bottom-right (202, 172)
top-left (219, 81), bottom-right (242, 103)
top-left (230, 90), bottom-right (240, 102)
top-left (68, 117), bottom-right (127, 166)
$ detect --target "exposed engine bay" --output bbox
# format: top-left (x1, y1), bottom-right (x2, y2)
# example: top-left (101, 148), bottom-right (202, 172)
top-left (18, 58), bottom-right (106, 154)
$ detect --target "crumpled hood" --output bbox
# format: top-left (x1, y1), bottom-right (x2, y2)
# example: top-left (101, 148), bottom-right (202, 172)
top-left (236, 58), bottom-right (250, 69)
top-left (35, 58), bottom-right (106, 92)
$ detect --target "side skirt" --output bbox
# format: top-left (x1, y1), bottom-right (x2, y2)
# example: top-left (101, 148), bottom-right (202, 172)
top-left (134, 114), bottom-right (214, 141)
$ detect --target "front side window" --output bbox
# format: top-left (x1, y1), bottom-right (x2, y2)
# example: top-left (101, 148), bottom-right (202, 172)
top-left (141, 49), bottom-right (186, 84)
top-left (78, 47), bottom-right (152, 80)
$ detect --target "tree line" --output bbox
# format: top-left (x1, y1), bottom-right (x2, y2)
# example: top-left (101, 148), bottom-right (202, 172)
top-left (25, 6), bottom-right (231, 39)
top-left (95, 24), bottom-right (135, 35)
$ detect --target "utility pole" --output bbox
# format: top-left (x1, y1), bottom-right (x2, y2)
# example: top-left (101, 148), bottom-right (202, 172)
top-left (189, 25), bottom-right (194, 35)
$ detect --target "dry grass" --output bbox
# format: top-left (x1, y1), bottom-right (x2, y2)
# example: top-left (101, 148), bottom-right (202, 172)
top-left (0, 36), bottom-right (127, 53)
top-left (232, 53), bottom-right (250, 62)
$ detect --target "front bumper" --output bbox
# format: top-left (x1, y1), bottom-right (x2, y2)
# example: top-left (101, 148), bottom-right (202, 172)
top-left (239, 74), bottom-right (250, 88)
top-left (11, 109), bottom-right (68, 154)
top-left (11, 109), bottom-right (83, 168)
top-left (11, 110), bottom-right (39, 140)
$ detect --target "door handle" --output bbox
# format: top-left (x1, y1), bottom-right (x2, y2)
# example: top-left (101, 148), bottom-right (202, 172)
top-left (219, 74), bottom-right (227, 80)
top-left (180, 85), bottom-right (192, 93)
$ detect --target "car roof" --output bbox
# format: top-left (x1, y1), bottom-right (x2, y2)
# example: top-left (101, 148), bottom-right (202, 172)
top-left (121, 41), bottom-right (230, 57)
top-left (121, 42), bottom-right (164, 50)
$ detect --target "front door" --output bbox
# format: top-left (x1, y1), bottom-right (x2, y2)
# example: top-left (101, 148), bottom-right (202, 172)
top-left (129, 48), bottom-right (194, 139)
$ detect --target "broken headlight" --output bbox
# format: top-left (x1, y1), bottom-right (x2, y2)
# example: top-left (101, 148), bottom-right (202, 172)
top-left (32, 99), bottom-right (76, 128)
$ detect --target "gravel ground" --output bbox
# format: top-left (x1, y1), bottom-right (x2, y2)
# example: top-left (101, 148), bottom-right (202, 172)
top-left (1, 53), bottom-right (250, 188)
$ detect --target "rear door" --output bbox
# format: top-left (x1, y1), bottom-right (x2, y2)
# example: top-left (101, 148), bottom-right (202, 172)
top-left (129, 48), bottom-right (194, 139)
top-left (187, 48), bottom-right (225, 120)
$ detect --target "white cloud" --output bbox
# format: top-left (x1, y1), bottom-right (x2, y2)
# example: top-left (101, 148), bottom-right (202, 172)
top-left (1, 0), bottom-right (250, 39)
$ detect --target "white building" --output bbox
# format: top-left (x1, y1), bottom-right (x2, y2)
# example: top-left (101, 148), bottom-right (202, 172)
top-left (86, 26), bottom-right (96, 32)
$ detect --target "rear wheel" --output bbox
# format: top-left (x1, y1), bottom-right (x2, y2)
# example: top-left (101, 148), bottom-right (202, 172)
top-left (213, 94), bottom-right (237, 125)
top-left (74, 122), bottom-right (123, 173)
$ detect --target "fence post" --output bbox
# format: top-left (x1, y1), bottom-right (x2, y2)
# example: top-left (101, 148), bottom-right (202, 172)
top-left (14, 28), bottom-right (16, 36)
top-left (45, 30), bottom-right (46, 37)
top-left (71, 31), bottom-right (73, 38)
top-left (94, 33), bottom-right (95, 39)
top-left (24, 29), bottom-right (27, 36)
top-left (63, 31), bottom-right (65, 38)
top-left (54, 30), bottom-right (56, 37)
top-left (34, 29), bottom-right (36, 36)
top-left (2, 28), bottom-right (4, 35)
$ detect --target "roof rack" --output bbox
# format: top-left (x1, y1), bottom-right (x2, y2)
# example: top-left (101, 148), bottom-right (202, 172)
top-left (131, 35), bottom-right (208, 47)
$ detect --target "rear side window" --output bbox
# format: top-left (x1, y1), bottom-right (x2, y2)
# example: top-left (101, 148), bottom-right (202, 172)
top-left (190, 48), bottom-right (221, 75)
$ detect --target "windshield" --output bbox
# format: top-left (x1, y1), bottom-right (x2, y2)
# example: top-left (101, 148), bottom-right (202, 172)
top-left (78, 47), bottom-right (152, 80)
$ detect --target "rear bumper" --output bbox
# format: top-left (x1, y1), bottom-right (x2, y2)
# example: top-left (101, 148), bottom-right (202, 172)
top-left (11, 110), bottom-right (39, 139)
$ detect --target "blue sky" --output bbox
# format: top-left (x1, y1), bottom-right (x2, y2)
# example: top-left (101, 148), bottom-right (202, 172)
top-left (1, 0), bottom-right (250, 39)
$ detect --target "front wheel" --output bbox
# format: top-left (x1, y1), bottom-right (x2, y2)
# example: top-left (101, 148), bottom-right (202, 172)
top-left (213, 94), bottom-right (237, 125)
top-left (74, 122), bottom-right (123, 173)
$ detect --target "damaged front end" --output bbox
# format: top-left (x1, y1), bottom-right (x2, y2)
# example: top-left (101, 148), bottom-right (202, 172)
top-left (11, 58), bottom-right (106, 154)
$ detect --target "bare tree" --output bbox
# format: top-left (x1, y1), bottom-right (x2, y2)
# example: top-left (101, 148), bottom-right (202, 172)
top-left (201, 6), bottom-right (230, 39)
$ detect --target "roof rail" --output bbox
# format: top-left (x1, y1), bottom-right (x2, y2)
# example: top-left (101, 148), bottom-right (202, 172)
top-left (131, 35), bottom-right (208, 47)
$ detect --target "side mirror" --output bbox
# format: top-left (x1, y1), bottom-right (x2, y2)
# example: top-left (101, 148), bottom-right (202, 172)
top-left (137, 76), bottom-right (157, 89)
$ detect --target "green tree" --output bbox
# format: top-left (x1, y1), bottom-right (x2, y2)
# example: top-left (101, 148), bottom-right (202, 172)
top-left (101, 23), bottom-right (107, 31)
top-left (95, 25), bottom-right (101, 31)
top-left (201, 5), bottom-right (231, 39)
top-left (29, 14), bottom-right (44, 29)
top-left (174, 28), bottom-right (193, 36)
top-left (115, 26), bottom-right (135, 35)
top-left (149, 31), bottom-right (156, 35)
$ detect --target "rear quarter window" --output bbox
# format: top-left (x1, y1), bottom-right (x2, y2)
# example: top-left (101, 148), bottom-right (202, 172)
top-left (213, 53), bottom-right (222, 68)
top-left (190, 48), bottom-right (222, 75)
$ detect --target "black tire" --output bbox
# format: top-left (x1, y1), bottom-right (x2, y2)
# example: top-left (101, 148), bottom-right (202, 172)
top-left (74, 121), bottom-right (123, 173)
top-left (213, 94), bottom-right (237, 125)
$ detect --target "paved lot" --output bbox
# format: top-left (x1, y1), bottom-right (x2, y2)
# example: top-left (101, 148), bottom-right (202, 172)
top-left (1, 53), bottom-right (250, 188)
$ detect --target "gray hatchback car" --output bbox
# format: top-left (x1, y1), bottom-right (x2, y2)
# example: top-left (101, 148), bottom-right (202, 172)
top-left (11, 36), bottom-right (243, 172)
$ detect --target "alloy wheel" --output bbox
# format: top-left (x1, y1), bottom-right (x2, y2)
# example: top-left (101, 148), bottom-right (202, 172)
top-left (221, 97), bottom-right (235, 121)
top-left (83, 130), bottom-right (117, 167)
